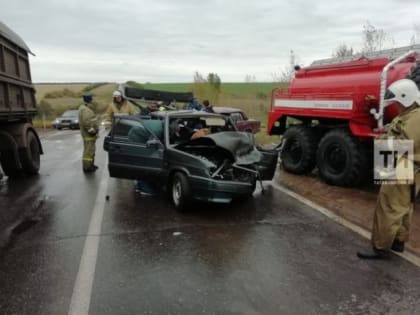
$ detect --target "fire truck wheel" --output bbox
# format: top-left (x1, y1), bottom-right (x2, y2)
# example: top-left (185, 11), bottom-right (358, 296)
top-left (281, 125), bottom-right (318, 174)
top-left (317, 129), bottom-right (368, 186)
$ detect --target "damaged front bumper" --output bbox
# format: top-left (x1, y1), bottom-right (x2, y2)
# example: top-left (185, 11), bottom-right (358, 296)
top-left (188, 175), bottom-right (256, 203)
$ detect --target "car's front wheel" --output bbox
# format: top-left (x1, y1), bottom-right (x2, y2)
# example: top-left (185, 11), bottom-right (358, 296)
top-left (171, 172), bottom-right (191, 210)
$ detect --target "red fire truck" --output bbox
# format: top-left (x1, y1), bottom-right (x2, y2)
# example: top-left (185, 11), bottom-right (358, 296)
top-left (267, 45), bottom-right (420, 186)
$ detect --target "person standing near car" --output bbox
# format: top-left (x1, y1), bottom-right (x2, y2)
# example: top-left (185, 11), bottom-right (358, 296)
top-left (357, 79), bottom-right (420, 259)
top-left (78, 92), bottom-right (99, 173)
top-left (186, 97), bottom-right (203, 111)
top-left (140, 101), bottom-right (158, 115)
top-left (104, 90), bottom-right (139, 129)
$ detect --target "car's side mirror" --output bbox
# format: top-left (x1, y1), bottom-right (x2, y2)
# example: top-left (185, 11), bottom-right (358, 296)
top-left (146, 138), bottom-right (162, 148)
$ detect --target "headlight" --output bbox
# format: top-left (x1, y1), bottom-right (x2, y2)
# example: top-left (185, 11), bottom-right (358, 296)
top-left (74, 120), bottom-right (79, 124)
top-left (55, 119), bottom-right (59, 123)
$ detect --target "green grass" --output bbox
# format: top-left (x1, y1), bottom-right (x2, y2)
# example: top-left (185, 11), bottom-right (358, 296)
top-left (142, 82), bottom-right (284, 96)
top-left (142, 83), bottom-right (193, 92)
top-left (221, 82), bottom-right (284, 95)
top-left (35, 83), bottom-right (88, 101)
top-left (32, 118), bottom-right (53, 129)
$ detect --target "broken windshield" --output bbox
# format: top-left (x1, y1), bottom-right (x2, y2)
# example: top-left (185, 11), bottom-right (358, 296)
top-left (168, 115), bottom-right (234, 145)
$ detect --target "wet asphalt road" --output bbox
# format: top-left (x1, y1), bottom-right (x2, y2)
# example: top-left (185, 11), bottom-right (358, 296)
top-left (1, 129), bottom-right (420, 315)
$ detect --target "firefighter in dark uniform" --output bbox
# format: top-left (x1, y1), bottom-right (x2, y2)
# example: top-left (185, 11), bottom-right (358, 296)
top-left (78, 92), bottom-right (99, 173)
top-left (358, 79), bottom-right (420, 259)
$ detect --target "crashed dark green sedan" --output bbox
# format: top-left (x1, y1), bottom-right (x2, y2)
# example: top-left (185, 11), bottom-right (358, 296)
top-left (103, 110), bottom-right (278, 210)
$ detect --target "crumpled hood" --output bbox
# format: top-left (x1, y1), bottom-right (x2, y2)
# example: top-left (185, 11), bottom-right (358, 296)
top-left (187, 131), bottom-right (262, 165)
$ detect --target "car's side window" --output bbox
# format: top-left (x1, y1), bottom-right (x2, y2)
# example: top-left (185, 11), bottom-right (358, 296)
top-left (231, 112), bottom-right (243, 123)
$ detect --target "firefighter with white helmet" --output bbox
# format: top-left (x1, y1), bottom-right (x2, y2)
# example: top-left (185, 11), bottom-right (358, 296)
top-left (358, 78), bottom-right (420, 259)
top-left (104, 89), bottom-right (139, 129)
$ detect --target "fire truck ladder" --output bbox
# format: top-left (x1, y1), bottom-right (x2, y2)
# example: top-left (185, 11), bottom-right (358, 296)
top-left (311, 44), bottom-right (420, 66)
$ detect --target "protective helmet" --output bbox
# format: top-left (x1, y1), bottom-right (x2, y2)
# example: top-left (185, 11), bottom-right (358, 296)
top-left (82, 92), bottom-right (93, 103)
top-left (384, 79), bottom-right (420, 108)
top-left (113, 90), bottom-right (122, 98)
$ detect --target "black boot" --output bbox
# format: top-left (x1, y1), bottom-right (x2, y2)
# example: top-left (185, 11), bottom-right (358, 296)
top-left (391, 240), bottom-right (405, 253)
top-left (357, 247), bottom-right (390, 259)
top-left (83, 165), bottom-right (97, 173)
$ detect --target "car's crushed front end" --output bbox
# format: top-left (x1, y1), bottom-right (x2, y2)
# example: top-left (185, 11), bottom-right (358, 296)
top-left (172, 131), bottom-right (278, 203)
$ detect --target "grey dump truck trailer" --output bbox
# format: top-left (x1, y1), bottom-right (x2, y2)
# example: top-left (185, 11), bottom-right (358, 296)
top-left (0, 22), bottom-right (42, 177)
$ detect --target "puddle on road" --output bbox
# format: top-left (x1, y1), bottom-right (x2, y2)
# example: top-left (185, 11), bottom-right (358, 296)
top-left (0, 196), bottom-right (47, 251)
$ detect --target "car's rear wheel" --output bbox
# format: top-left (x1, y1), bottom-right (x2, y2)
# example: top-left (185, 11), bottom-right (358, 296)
top-left (171, 172), bottom-right (191, 210)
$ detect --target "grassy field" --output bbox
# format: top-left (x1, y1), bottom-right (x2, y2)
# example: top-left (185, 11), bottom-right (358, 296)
top-left (33, 82), bottom-right (283, 145)
top-left (35, 83), bottom-right (88, 101)
top-left (142, 82), bottom-right (282, 95)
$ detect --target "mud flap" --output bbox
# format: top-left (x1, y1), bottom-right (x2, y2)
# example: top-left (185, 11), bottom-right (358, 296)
top-left (256, 148), bottom-right (279, 180)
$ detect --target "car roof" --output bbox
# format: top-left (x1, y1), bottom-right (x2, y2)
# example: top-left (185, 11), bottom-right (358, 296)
top-left (113, 110), bottom-right (226, 122)
top-left (62, 110), bottom-right (78, 115)
top-left (212, 107), bottom-right (242, 114)
top-left (150, 110), bottom-right (225, 119)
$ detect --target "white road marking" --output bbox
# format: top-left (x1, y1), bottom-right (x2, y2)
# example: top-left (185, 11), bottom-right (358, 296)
top-left (68, 166), bottom-right (109, 315)
top-left (271, 182), bottom-right (420, 268)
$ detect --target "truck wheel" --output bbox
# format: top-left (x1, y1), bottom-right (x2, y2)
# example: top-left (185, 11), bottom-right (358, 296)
top-left (171, 172), bottom-right (191, 210)
top-left (0, 150), bottom-right (21, 177)
top-left (317, 129), bottom-right (368, 186)
top-left (19, 130), bottom-right (41, 175)
top-left (281, 125), bottom-right (318, 174)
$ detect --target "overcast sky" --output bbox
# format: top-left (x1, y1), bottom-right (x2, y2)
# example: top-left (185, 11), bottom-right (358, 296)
top-left (1, 0), bottom-right (419, 83)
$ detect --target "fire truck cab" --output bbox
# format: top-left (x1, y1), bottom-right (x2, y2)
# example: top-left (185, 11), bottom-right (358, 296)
top-left (267, 45), bottom-right (420, 186)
